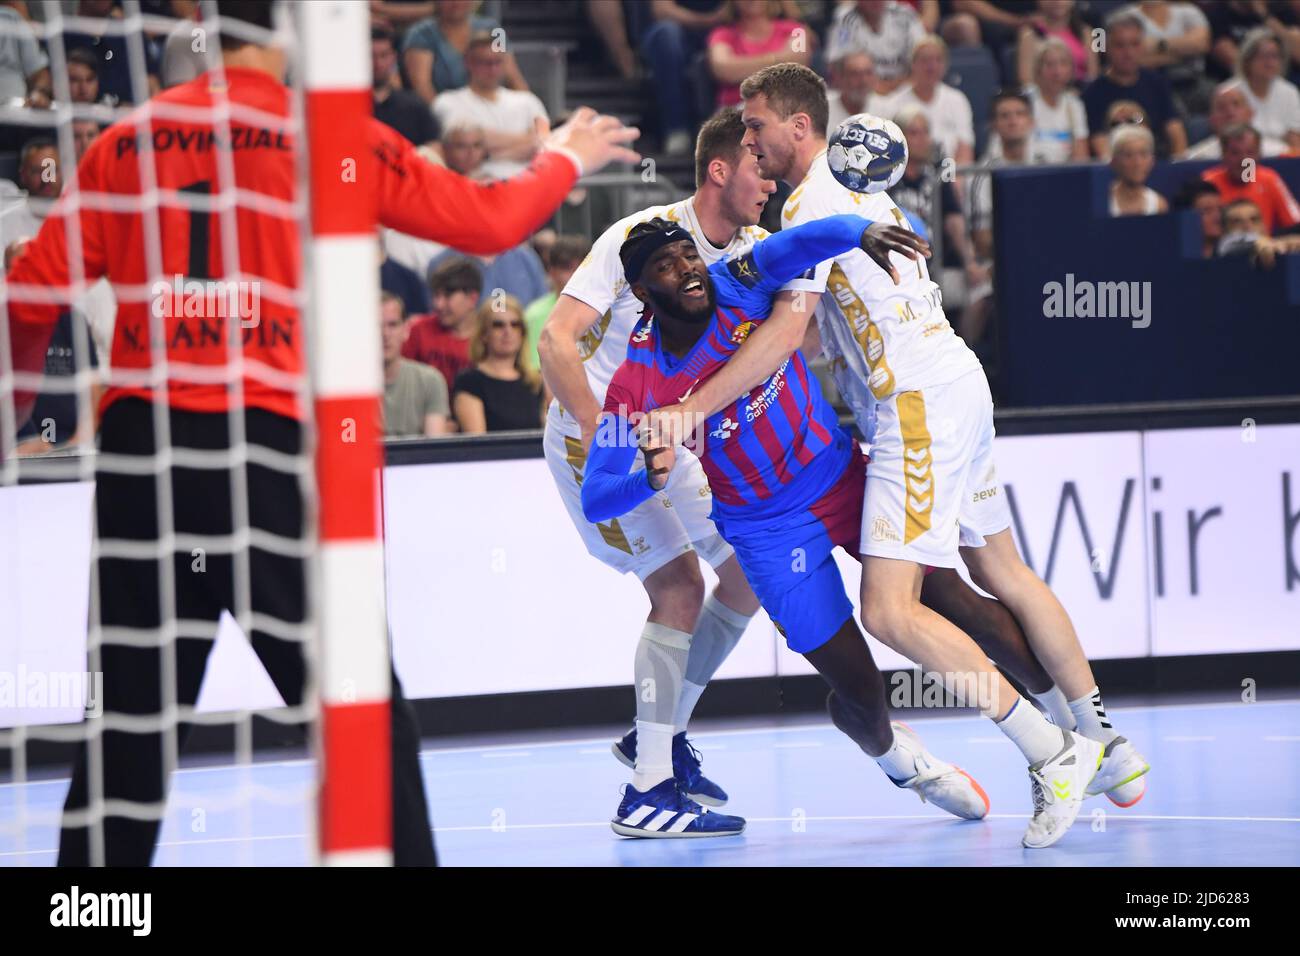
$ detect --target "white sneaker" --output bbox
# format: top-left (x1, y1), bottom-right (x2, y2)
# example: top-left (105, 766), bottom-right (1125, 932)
top-left (1021, 729), bottom-right (1103, 849)
top-left (1086, 736), bottom-right (1149, 806)
top-left (889, 721), bottom-right (990, 820)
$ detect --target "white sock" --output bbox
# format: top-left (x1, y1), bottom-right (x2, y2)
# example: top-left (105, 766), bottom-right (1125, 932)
top-left (873, 730), bottom-right (917, 782)
top-left (997, 697), bottom-right (1066, 765)
top-left (673, 680), bottom-right (706, 734)
top-left (1068, 685), bottom-right (1119, 744)
top-left (1032, 684), bottom-right (1077, 730)
top-left (632, 719), bottom-right (675, 792)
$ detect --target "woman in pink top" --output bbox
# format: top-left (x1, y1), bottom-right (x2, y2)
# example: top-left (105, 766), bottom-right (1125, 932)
top-left (707, 0), bottom-right (810, 107)
top-left (1017, 0), bottom-right (1098, 86)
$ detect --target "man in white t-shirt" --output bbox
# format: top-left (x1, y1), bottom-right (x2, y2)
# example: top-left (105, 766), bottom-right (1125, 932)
top-left (433, 31), bottom-right (550, 180)
top-left (652, 64), bottom-right (1151, 849)
top-left (826, 0), bottom-right (925, 96)
top-left (875, 35), bottom-right (974, 168)
top-left (1184, 79), bottom-right (1288, 159)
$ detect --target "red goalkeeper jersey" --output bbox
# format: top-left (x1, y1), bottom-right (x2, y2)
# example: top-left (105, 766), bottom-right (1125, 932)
top-left (5, 66), bottom-right (578, 422)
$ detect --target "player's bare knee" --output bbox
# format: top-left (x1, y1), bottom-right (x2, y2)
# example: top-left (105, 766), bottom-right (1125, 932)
top-left (859, 597), bottom-right (912, 650)
top-left (644, 556), bottom-right (705, 626)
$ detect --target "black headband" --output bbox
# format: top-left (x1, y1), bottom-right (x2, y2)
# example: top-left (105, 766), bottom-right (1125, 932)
top-left (621, 224), bottom-right (693, 286)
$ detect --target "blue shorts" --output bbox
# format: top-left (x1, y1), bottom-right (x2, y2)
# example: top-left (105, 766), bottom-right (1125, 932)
top-left (718, 445), bottom-right (867, 654)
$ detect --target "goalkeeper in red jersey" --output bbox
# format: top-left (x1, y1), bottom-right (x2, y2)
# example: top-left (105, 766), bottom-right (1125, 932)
top-left (1, 0), bottom-right (638, 866)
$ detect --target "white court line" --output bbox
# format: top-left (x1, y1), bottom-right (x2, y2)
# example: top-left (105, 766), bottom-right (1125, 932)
top-left (1163, 735), bottom-right (1217, 742)
top-left (772, 741), bottom-right (824, 749)
top-left (4, 811), bottom-right (1296, 858)
top-left (481, 752), bottom-right (532, 759)
top-left (4, 697), bottom-right (1297, 789)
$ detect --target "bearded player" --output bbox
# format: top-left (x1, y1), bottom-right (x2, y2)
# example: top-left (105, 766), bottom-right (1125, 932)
top-left (541, 110), bottom-right (1075, 830)
top-left (581, 215), bottom-right (1000, 838)
top-left (650, 64), bottom-right (1149, 848)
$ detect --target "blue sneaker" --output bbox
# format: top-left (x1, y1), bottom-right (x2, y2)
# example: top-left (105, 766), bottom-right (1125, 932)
top-left (610, 728), bottom-right (730, 807)
top-left (611, 778), bottom-right (745, 839)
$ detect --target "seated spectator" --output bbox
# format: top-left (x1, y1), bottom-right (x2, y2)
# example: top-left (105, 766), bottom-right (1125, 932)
top-left (0, 1), bottom-right (49, 104)
top-left (1108, 125), bottom-right (1167, 215)
top-left (1236, 29), bottom-right (1300, 153)
top-left (1201, 124), bottom-right (1294, 234)
top-left (439, 121), bottom-right (489, 177)
top-left (403, 256), bottom-right (482, 388)
top-left (1172, 178), bottom-right (1223, 258)
top-left (1025, 37), bottom-right (1089, 162)
top-left (1265, 1), bottom-right (1300, 74)
top-left (1125, 0), bottom-right (1212, 115)
top-left (877, 34), bottom-right (974, 167)
top-left (1185, 78), bottom-right (1288, 158)
top-left (889, 105), bottom-right (984, 325)
top-left (1217, 197), bottom-right (1267, 255)
top-left (1208, 0), bottom-right (1270, 81)
top-left (826, 50), bottom-right (883, 130)
top-left (0, 138), bottom-right (59, 250)
top-left (433, 32), bottom-right (549, 180)
top-left (373, 25), bottom-right (439, 148)
top-left (1203, 124), bottom-right (1300, 234)
top-left (381, 292), bottom-right (450, 438)
top-left (453, 296), bottom-right (545, 433)
top-left (638, 0), bottom-right (730, 155)
top-left (401, 0), bottom-right (528, 106)
top-left (66, 47), bottom-right (113, 107)
top-left (1016, 0), bottom-right (1098, 87)
top-left (524, 234), bottom-right (590, 366)
top-left (964, 89), bottom-right (1046, 347)
top-left (1083, 10), bottom-right (1186, 158)
top-left (827, 0), bottom-right (926, 96)
top-left (707, 0), bottom-right (809, 108)
top-left (63, 0), bottom-right (160, 104)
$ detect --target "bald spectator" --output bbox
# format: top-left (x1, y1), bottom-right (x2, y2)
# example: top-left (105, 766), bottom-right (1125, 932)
top-left (827, 0), bottom-right (925, 96)
top-left (433, 32), bottom-right (549, 180)
top-left (0, 0), bottom-right (49, 104)
top-left (1083, 10), bottom-right (1186, 159)
top-left (826, 50), bottom-right (883, 130)
top-left (382, 292), bottom-right (451, 439)
top-left (1185, 79), bottom-right (1288, 159)
top-left (1202, 124), bottom-right (1300, 235)
top-left (877, 34), bottom-right (974, 168)
top-left (372, 25), bottom-right (439, 149)
top-left (1236, 29), bottom-right (1300, 153)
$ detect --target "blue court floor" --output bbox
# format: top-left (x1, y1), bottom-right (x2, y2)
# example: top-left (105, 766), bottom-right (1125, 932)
top-left (3, 698), bottom-right (1298, 866)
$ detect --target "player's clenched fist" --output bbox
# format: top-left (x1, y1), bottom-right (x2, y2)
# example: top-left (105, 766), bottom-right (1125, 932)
top-left (637, 420), bottom-right (675, 490)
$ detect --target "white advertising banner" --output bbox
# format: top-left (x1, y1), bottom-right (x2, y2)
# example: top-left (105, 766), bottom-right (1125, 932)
top-left (1, 425), bottom-right (1296, 720)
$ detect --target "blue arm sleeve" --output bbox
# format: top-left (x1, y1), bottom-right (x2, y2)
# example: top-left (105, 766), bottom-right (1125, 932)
top-left (581, 414), bottom-right (659, 523)
top-left (750, 214), bottom-right (873, 290)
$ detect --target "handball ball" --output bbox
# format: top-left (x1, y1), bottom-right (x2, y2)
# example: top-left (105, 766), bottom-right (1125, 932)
top-left (826, 114), bottom-right (908, 194)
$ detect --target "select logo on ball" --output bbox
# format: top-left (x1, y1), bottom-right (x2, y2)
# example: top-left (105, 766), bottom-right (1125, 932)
top-left (827, 114), bottom-right (908, 195)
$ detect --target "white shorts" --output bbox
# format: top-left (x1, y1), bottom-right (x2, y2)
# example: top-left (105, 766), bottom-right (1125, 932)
top-left (543, 412), bottom-right (733, 580)
top-left (860, 369), bottom-right (1011, 568)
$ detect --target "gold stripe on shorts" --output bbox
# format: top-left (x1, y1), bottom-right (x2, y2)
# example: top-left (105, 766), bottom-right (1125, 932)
top-left (564, 435), bottom-right (633, 555)
top-left (898, 391), bottom-right (934, 544)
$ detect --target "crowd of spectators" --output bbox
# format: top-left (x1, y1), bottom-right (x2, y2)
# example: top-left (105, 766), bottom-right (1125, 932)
top-left (8, 1), bottom-right (1300, 452)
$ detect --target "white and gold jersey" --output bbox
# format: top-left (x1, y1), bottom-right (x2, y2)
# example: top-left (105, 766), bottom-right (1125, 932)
top-left (783, 150), bottom-right (981, 437)
top-left (550, 196), bottom-right (821, 427)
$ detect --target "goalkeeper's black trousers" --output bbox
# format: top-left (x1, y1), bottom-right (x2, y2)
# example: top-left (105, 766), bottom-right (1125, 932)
top-left (58, 398), bottom-right (437, 867)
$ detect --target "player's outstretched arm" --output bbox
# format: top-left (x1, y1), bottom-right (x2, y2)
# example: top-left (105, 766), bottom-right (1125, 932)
top-left (580, 411), bottom-right (665, 523)
top-left (752, 214), bottom-right (929, 288)
top-left (373, 107), bottom-right (639, 256)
